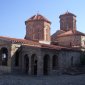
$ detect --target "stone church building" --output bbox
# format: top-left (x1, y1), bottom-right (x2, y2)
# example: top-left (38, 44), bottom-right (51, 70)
top-left (0, 11), bottom-right (85, 75)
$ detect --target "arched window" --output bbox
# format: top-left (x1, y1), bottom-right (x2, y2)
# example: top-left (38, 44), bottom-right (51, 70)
top-left (70, 42), bottom-right (72, 46)
top-left (43, 54), bottom-right (50, 75)
top-left (44, 25), bottom-right (50, 41)
top-left (1, 47), bottom-right (8, 66)
top-left (46, 28), bottom-right (48, 41)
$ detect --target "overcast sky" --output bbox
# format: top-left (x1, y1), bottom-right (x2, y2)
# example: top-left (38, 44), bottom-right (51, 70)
top-left (0, 0), bottom-right (85, 38)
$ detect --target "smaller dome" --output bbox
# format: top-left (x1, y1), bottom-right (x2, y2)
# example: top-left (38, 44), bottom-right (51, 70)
top-left (25, 14), bottom-right (51, 24)
top-left (59, 11), bottom-right (76, 18)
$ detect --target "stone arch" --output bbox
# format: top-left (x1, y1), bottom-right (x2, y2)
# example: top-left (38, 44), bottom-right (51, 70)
top-left (0, 47), bottom-right (8, 66)
top-left (31, 54), bottom-right (37, 75)
top-left (52, 55), bottom-right (58, 70)
top-left (43, 54), bottom-right (50, 75)
top-left (15, 50), bottom-right (19, 66)
top-left (24, 54), bottom-right (29, 74)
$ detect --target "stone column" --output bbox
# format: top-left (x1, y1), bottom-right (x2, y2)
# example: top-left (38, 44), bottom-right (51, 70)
top-left (49, 55), bottom-right (53, 75)
top-left (37, 55), bottom-right (43, 76)
top-left (19, 52), bottom-right (23, 73)
top-left (28, 56), bottom-right (32, 75)
top-left (7, 47), bottom-right (12, 72)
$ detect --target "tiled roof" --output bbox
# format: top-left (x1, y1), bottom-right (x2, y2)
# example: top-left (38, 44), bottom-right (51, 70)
top-left (0, 36), bottom-right (80, 51)
top-left (57, 30), bottom-right (85, 37)
top-left (24, 42), bottom-right (71, 50)
top-left (51, 30), bottom-right (65, 41)
top-left (59, 11), bottom-right (76, 18)
top-left (0, 36), bottom-right (63, 50)
top-left (25, 14), bottom-right (51, 24)
top-left (41, 44), bottom-right (69, 50)
top-left (0, 36), bottom-right (40, 46)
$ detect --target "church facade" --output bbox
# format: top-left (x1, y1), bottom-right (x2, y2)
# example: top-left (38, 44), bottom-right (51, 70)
top-left (0, 12), bottom-right (85, 75)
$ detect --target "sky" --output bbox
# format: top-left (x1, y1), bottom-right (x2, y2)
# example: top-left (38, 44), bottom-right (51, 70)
top-left (0, 0), bottom-right (85, 39)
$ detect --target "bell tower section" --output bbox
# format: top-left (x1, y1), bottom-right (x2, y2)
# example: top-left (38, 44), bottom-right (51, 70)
top-left (59, 11), bottom-right (76, 31)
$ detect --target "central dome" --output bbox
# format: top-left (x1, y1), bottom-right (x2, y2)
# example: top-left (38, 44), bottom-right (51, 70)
top-left (25, 14), bottom-right (51, 24)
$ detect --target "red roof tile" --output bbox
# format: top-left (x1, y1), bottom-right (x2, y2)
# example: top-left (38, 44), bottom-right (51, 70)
top-left (57, 30), bottom-right (85, 37)
top-left (25, 14), bottom-right (51, 24)
top-left (0, 36), bottom-right (69, 50)
top-left (51, 30), bottom-right (65, 41)
top-left (0, 36), bottom-right (80, 51)
top-left (59, 11), bottom-right (76, 18)
top-left (40, 43), bottom-right (71, 50)
top-left (0, 36), bottom-right (40, 46)
top-left (24, 43), bottom-right (71, 50)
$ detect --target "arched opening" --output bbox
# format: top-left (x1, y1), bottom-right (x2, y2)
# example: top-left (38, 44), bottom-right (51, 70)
top-left (71, 56), bottom-right (73, 67)
top-left (43, 54), bottom-right (50, 75)
top-left (31, 54), bottom-right (37, 75)
top-left (15, 50), bottom-right (19, 66)
top-left (52, 55), bottom-right (58, 70)
top-left (0, 47), bottom-right (8, 66)
top-left (70, 42), bottom-right (72, 47)
top-left (24, 54), bottom-right (29, 74)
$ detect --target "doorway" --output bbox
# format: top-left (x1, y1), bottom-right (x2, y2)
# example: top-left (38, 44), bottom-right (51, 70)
top-left (31, 54), bottom-right (37, 75)
top-left (24, 54), bottom-right (29, 74)
top-left (43, 54), bottom-right (50, 75)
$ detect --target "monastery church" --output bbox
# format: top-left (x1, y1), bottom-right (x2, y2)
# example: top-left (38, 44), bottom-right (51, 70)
top-left (0, 11), bottom-right (85, 75)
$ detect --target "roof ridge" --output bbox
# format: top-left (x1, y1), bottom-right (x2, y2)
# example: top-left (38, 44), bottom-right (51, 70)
top-left (0, 36), bottom-right (40, 44)
top-left (25, 14), bottom-right (51, 24)
top-left (57, 30), bottom-right (85, 37)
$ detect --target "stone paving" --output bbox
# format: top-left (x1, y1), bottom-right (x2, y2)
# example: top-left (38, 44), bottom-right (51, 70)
top-left (0, 74), bottom-right (85, 85)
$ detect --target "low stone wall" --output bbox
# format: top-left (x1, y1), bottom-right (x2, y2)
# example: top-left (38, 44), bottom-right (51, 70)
top-left (0, 66), bottom-right (11, 73)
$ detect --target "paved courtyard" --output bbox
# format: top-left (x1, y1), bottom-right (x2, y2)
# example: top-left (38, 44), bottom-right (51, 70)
top-left (0, 74), bottom-right (85, 85)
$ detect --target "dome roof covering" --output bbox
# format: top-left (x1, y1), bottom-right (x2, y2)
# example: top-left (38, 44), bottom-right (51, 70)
top-left (25, 14), bottom-right (51, 24)
top-left (57, 30), bottom-right (85, 37)
top-left (59, 11), bottom-right (76, 18)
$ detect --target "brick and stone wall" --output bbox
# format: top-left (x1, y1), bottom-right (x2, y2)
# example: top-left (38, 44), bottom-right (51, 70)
top-left (0, 40), bottom-right (82, 75)
top-left (56, 35), bottom-right (81, 47)
top-left (59, 12), bottom-right (76, 31)
top-left (58, 50), bottom-right (81, 69)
